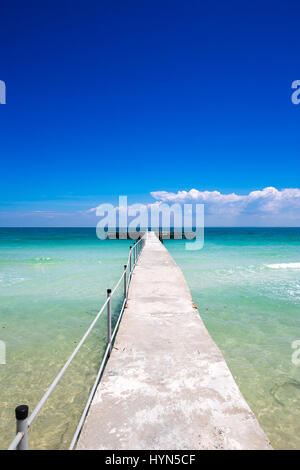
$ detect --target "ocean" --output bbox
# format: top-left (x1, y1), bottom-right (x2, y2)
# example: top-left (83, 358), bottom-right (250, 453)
top-left (0, 228), bottom-right (300, 449)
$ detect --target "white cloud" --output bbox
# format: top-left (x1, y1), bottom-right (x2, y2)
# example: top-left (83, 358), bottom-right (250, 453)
top-left (150, 187), bottom-right (300, 225)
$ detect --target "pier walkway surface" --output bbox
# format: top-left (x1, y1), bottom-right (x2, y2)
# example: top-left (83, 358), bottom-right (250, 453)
top-left (77, 232), bottom-right (271, 450)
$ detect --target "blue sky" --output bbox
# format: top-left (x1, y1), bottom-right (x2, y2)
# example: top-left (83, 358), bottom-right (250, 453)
top-left (0, 0), bottom-right (300, 226)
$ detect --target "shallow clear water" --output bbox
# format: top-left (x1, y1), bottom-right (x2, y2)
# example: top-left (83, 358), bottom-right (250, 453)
top-left (1, 228), bottom-right (300, 449)
top-left (165, 228), bottom-right (300, 450)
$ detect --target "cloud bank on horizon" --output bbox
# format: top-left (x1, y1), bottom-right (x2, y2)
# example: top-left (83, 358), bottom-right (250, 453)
top-left (87, 186), bottom-right (300, 227)
top-left (150, 187), bottom-right (300, 226)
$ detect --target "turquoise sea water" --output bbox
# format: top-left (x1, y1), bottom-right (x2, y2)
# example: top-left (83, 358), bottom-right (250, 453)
top-left (166, 228), bottom-right (300, 450)
top-left (0, 228), bottom-right (131, 450)
top-left (1, 228), bottom-right (300, 449)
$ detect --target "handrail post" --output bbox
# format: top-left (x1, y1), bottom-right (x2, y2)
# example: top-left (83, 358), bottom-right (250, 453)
top-left (107, 289), bottom-right (112, 355)
top-left (124, 265), bottom-right (127, 298)
top-left (15, 405), bottom-right (29, 450)
top-left (129, 246), bottom-right (132, 273)
top-left (132, 243), bottom-right (134, 267)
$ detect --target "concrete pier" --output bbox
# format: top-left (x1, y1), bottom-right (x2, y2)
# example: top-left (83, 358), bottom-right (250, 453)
top-left (77, 232), bottom-right (271, 450)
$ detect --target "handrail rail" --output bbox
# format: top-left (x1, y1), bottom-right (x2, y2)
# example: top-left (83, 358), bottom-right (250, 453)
top-left (8, 233), bottom-right (146, 450)
top-left (27, 297), bottom-right (110, 427)
top-left (8, 432), bottom-right (24, 451)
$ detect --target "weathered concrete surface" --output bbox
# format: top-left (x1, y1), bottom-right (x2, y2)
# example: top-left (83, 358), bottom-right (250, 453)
top-left (77, 232), bottom-right (272, 450)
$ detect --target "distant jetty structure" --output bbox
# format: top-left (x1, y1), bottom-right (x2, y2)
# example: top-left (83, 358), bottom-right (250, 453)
top-left (77, 232), bottom-right (271, 450)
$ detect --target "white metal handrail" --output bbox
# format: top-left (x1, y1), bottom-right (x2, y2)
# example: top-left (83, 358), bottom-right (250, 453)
top-left (8, 234), bottom-right (146, 450)
top-left (8, 432), bottom-right (24, 451)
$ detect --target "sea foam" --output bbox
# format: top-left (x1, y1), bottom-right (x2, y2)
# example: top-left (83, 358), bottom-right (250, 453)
top-left (267, 263), bottom-right (300, 269)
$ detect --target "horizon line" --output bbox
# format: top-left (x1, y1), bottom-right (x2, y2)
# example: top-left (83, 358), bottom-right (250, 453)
top-left (1, 226), bottom-right (300, 229)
